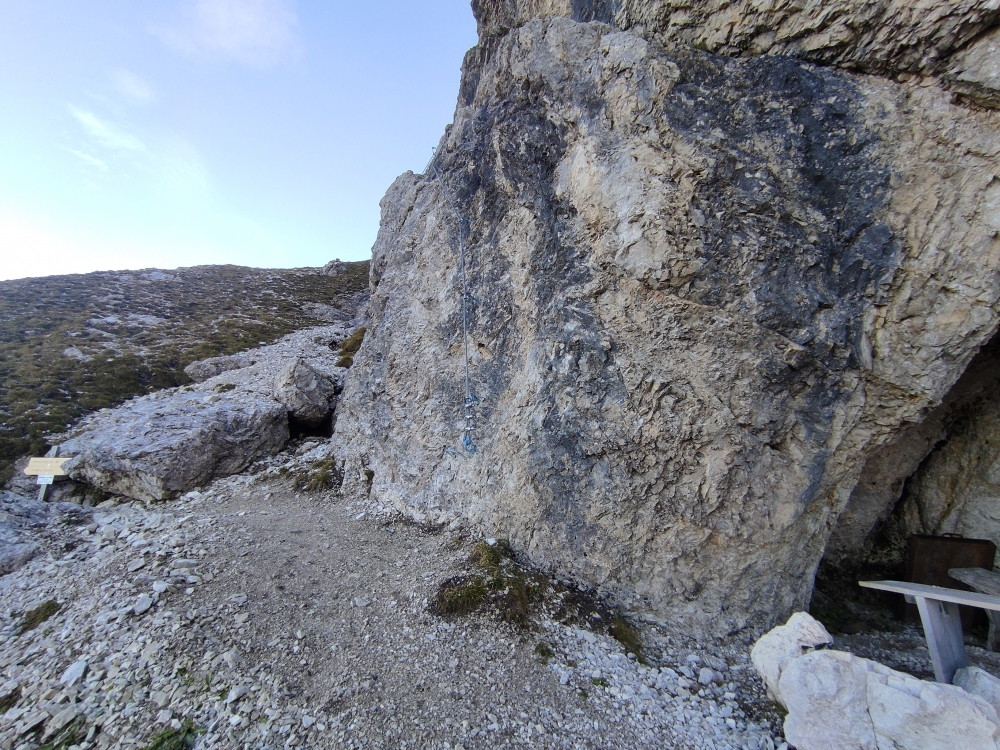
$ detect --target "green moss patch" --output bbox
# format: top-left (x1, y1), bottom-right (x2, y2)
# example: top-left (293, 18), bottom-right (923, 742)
top-left (335, 326), bottom-right (366, 368)
top-left (140, 719), bottom-right (202, 750)
top-left (17, 600), bottom-right (60, 635)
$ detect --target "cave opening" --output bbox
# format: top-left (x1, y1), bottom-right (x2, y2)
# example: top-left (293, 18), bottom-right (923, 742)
top-left (288, 412), bottom-right (334, 440)
top-left (811, 328), bottom-right (1000, 635)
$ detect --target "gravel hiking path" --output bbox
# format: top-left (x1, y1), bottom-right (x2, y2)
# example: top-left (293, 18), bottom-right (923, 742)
top-left (0, 458), bottom-right (787, 750)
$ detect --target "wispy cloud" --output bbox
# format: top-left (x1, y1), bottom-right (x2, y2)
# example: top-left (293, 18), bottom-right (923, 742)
top-left (113, 69), bottom-right (156, 103)
top-left (68, 107), bottom-right (146, 152)
top-left (67, 149), bottom-right (109, 171)
top-left (154, 0), bottom-right (300, 67)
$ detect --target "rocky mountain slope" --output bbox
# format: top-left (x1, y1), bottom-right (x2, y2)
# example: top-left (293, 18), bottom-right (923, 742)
top-left (333, 0), bottom-right (1000, 635)
top-left (0, 262), bottom-right (368, 486)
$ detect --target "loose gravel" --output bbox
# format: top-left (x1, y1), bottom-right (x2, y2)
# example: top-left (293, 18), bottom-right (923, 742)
top-left (0, 451), bottom-right (795, 749)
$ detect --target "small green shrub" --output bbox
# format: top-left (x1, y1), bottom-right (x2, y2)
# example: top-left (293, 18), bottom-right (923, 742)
top-left (140, 719), bottom-right (202, 750)
top-left (336, 327), bottom-right (366, 368)
top-left (18, 600), bottom-right (60, 635)
top-left (437, 576), bottom-right (488, 615)
top-left (0, 686), bottom-right (21, 713)
top-left (534, 642), bottom-right (554, 663)
top-left (608, 616), bottom-right (647, 664)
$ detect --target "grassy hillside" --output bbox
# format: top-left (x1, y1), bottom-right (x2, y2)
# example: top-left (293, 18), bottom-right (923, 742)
top-left (0, 262), bottom-right (369, 486)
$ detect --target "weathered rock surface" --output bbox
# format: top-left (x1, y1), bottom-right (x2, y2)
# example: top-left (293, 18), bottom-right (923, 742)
top-left (0, 491), bottom-right (92, 574)
top-left (334, 1), bottom-right (1000, 633)
top-left (473, 0), bottom-right (1000, 106)
top-left (60, 390), bottom-right (289, 502)
top-left (754, 613), bottom-right (1000, 750)
top-left (183, 354), bottom-right (256, 383)
top-left (273, 358), bottom-right (337, 427)
top-left (826, 335), bottom-right (1000, 568)
top-left (60, 326), bottom-right (349, 502)
top-left (321, 259), bottom-right (346, 277)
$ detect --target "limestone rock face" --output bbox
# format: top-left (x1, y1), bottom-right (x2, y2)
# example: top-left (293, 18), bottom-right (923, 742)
top-left (61, 389), bottom-right (288, 502)
top-left (754, 614), bottom-right (1000, 750)
top-left (333, 4), bottom-right (1000, 632)
top-left (273, 358), bottom-right (337, 427)
top-left (473, 0), bottom-right (1000, 106)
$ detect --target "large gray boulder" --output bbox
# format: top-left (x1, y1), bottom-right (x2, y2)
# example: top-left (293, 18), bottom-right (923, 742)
top-left (333, 4), bottom-right (1000, 634)
top-left (61, 389), bottom-right (288, 502)
top-left (754, 613), bottom-right (1000, 750)
top-left (273, 358), bottom-right (337, 426)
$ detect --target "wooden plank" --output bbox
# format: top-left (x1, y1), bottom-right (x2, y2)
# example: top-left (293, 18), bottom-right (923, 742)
top-left (23, 457), bottom-right (69, 476)
top-left (859, 579), bottom-right (1000, 612)
top-left (915, 595), bottom-right (971, 683)
top-left (950, 568), bottom-right (1000, 651)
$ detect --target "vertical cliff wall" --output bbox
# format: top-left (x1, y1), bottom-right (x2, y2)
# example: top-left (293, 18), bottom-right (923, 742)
top-left (334, 2), bottom-right (1000, 634)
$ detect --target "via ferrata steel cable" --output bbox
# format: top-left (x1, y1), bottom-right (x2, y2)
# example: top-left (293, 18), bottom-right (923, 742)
top-left (428, 152), bottom-right (478, 455)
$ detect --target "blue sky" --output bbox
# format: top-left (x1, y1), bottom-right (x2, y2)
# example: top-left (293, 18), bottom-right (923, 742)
top-left (0, 0), bottom-right (478, 280)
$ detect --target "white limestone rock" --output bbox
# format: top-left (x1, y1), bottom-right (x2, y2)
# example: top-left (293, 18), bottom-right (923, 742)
top-left (754, 613), bottom-right (1000, 750)
top-left (750, 611), bottom-right (834, 702)
top-left (61, 390), bottom-right (289, 502)
top-left (273, 358), bottom-right (337, 426)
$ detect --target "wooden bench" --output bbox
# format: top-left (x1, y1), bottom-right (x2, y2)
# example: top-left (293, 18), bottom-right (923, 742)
top-left (949, 567), bottom-right (1000, 652)
top-left (859, 579), bottom-right (1000, 684)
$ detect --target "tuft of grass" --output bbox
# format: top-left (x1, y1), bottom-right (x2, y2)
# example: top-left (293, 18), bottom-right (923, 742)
top-left (437, 576), bottom-right (489, 615)
top-left (578, 689), bottom-right (589, 699)
top-left (336, 327), bottom-right (366, 368)
top-left (0, 686), bottom-right (21, 713)
top-left (38, 716), bottom-right (88, 750)
top-left (140, 719), bottom-right (203, 750)
top-left (434, 538), bottom-right (546, 626)
top-left (363, 468), bottom-right (375, 483)
top-left (608, 616), bottom-right (647, 665)
top-left (534, 641), bottom-right (554, 663)
top-left (18, 600), bottom-right (60, 635)
top-left (591, 677), bottom-right (609, 688)
top-left (292, 458), bottom-right (342, 493)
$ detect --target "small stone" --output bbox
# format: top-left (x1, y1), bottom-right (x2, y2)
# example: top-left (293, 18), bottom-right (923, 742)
top-left (229, 714), bottom-right (243, 726)
top-left (228, 594), bottom-right (248, 605)
top-left (235, 613), bottom-right (249, 625)
top-left (127, 558), bottom-right (146, 572)
top-left (353, 597), bottom-right (370, 608)
top-left (157, 709), bottom-right (172, 724)
top-left (226, 685), bottom-right (249, 704)
top-left (60, 660), bottom-right (88, 686)
top-left (152, 581), bottom-right (170, 594)
top-left (43, 706), bottom-right (78, 739)
top-left (134, 595), bottom-right (153, 615)
top-left (698, 667), bottom-right (715, 686)
top-left (302, 715), bottom-right (315, 728)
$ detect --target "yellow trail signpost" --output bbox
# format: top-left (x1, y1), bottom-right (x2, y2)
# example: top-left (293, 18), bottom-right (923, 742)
top-left (23, 448), bottom-right (67, 501)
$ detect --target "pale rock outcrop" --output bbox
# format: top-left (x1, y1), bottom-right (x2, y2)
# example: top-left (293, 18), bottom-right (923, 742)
top-left (184, 354), bottom-right (256, 383)
top-left (956, 666), bottom-right (1000, 714)
top-left (60, 326), bottom-right (347, 503)
top-left (333, 3), bottom-right (1000, 633)
top-left (750, 611), bottom-right (834, 701)
top-left (321, 259), bottom-right (346, 277)
top-left (273, 358), bottom-right (337, 427)
top-left (754, 613), bottom-right (1000, 750)
top-left (61, 389), bottom-right (289, 502)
